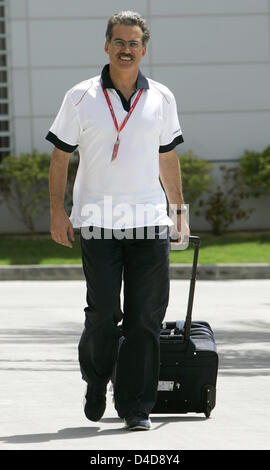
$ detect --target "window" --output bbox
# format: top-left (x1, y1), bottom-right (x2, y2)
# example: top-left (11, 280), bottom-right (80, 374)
top-left (0, 1), bottom-right (10, 161)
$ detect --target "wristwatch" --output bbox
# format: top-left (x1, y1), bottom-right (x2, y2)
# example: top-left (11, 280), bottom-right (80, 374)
top-left (171, 205), bottom-right (187, 215)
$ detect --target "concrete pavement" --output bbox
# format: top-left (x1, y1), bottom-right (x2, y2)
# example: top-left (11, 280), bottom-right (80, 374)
top-left (0, 279), bottom-right (269, 450)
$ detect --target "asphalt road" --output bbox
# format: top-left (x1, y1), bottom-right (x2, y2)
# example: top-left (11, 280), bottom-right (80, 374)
top-left (0, 279), bottom-right (269, 450)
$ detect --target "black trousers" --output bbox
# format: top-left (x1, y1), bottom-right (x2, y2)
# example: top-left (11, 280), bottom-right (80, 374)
top-left (78, 226), bottom-right (170, 418)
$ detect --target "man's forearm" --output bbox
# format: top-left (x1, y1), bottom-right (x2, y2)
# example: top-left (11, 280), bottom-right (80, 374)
top-left (49, 147), bottom-right (74, 248)
top-left (49, 147), bottom-right (71, 213)
top-left (159, 149), bottom-right (185, 209)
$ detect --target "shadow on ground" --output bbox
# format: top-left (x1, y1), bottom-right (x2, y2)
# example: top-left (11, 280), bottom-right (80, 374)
top-left (0, 416), bottom-right (205, 445)
top-left (1, 319), bottom-right (270, 376)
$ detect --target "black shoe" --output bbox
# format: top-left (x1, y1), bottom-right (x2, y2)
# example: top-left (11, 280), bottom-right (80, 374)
top-left (83, 384), bottom-right (106, 422)
top-left (124, 412), bottom-right (152, 431)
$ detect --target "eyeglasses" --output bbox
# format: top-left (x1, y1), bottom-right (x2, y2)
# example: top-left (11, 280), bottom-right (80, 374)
top-left (111, 39), bottom-right (142, 49)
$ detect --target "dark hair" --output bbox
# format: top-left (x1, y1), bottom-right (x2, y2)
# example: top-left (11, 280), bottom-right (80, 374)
top-left (105, 11), bottom-right (150, 46)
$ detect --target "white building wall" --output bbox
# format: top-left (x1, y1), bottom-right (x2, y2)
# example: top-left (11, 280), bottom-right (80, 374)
top-left (2, 0), bottom-right (270, 232)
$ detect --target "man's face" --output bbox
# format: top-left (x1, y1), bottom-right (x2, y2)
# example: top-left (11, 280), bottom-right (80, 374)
top-left (104, 24), bottom-right (147, 72)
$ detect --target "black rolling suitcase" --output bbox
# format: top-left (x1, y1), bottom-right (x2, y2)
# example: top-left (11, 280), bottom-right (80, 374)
top-left (151, 235), bottom-right (218, 418)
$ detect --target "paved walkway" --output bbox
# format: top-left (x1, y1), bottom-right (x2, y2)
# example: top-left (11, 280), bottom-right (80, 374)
top-left (0, 280), bottom-right (269, 450)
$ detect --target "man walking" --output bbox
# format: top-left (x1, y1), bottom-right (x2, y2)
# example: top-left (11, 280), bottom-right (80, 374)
top-left (46, 11), bottom-right (189, 431)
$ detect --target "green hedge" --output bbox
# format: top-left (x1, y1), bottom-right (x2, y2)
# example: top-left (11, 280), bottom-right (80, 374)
top-left (0, 146), bottom-right (269, 234)
top-left (0, 150), bottom-right (78, 232)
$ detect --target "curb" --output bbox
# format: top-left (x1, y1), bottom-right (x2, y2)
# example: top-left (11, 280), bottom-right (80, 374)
top-left (171, 263), bottom-right (270, 280)
top-left (0, 264), bottom-right (269, 280)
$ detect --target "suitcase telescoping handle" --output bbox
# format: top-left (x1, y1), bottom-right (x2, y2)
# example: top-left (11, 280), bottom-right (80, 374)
top-left (163, 235), bottom-right (200, 341)
top-left (184, 235), bottom-right (200, 341)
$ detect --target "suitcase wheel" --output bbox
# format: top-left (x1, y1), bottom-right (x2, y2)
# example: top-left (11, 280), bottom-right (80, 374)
top-left (202, 385), bottom-right (216, 418)
top-left (204, 406), bottom-right (211, 418)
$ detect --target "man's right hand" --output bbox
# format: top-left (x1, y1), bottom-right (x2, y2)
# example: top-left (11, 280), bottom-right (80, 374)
top-left (50, 209), bottom-right (74, 248)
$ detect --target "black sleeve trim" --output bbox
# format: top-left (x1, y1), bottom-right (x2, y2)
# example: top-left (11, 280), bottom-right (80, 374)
top-left (45, 131), bottom-right (78, 153)
top-left (159, 134), bottom-right (184, 153)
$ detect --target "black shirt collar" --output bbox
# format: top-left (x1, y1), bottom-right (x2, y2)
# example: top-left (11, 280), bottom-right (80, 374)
top-left (101, 64), bottom-right (149, 90)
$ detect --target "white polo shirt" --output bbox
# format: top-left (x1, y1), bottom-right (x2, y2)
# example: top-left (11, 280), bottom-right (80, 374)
top-left (46, 64), bottom-right (184, 229)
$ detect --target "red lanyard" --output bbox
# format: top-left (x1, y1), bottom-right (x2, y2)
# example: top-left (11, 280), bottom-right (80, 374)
top-left (101, 80), bottom-right (143, 161)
